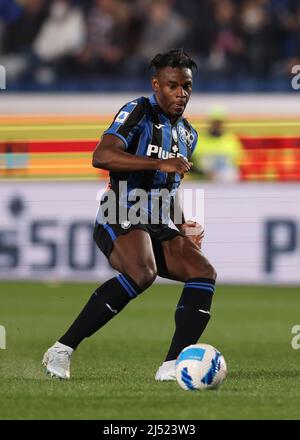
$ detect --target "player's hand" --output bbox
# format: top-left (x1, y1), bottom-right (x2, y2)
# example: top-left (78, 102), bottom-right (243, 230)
top-left (180, 221), bottom-right (204, 247)
top-left (158, 158), bottom-right (193, 177)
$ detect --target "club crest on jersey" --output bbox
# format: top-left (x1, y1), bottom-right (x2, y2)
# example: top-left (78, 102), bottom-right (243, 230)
top-left (146, 144), bottom-right (186, 160)
top-left (178, 126), bottom-right (195, 146)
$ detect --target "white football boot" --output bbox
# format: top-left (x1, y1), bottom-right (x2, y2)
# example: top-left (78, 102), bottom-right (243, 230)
top-left (42, 342), bottom-right (73, 379)
top-left (155, 360), bottom-right (176, 381)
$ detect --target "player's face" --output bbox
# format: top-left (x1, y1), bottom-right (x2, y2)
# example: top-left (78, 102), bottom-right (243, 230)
top-left (152, 67), bottom-right (193, 121)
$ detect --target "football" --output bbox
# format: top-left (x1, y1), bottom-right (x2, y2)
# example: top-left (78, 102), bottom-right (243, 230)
top-left (175, 343), bottom-right (227, 391)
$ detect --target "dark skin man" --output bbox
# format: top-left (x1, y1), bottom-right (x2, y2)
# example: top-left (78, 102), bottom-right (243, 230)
top-left (42, 50), bottom-right (216, 382)
top-left (93, 66), bottom-right (215, 288)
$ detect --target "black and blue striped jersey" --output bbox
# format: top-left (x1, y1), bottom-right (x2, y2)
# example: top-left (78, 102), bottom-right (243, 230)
top-left (103, 94), bottom-right (198, 193)
top-left (98, 94), bottom-right (198, 225)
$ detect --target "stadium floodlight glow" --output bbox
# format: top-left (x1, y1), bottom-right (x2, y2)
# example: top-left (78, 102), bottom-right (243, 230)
top-left (0, 65), bottom-right (6, 90)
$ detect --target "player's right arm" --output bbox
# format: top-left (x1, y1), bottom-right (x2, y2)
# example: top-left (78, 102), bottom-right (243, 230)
top-left (93, 135), bottom-right (192, 176)
top-left (93, 99), bottom-right (192, 175)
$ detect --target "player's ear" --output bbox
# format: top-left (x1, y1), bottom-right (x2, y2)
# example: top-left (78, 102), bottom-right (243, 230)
top-left (152, 76), bottom-right (159, 93)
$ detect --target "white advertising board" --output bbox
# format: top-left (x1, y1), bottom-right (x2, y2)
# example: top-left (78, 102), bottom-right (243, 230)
top-left (1, 93), bottom-right (300, 116)
top-left (0, 181), bottom-right (299, 284)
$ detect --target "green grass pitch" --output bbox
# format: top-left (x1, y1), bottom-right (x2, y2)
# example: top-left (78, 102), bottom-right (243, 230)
top-left (0, 282), bottom-right (300, 420)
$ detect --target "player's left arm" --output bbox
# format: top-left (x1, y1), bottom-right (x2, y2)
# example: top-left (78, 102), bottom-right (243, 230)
top-left (171, 194), bottom-right (204, 246)
top-left (177, 128), bottom-right (204, 246)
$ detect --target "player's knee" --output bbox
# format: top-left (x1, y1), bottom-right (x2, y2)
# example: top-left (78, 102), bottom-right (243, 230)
top-left (142, 268), bottom-right (157, 289)
top-left (194, 257), bottom-right (217, 280)
top-left (182, 246), bottom-right (217, 280)
top-left (204, 262), bottom-right (217, 281)
top-left (186, 259), bottom-right (217, 281)
top-left (128, 265), bottom-right (157, 290)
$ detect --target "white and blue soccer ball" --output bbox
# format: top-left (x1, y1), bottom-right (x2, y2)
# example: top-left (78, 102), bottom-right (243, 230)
top-left (175, 343), bottom-right (227, 391)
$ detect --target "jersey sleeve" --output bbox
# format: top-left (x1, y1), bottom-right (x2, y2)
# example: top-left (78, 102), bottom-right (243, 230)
top-left (103, 98), bottom-right (146, 149)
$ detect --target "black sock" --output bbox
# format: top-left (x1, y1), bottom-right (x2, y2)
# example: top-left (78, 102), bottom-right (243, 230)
top-left (165, 278), bottom-right (215, 361)
top-left (59, 274), bottom-right (142, 349)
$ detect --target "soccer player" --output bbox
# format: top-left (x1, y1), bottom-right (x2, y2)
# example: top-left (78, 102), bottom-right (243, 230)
top-left (43, 49), bottom-right (217, 381)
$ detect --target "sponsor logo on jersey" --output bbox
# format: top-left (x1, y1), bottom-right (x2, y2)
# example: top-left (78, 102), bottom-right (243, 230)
top-left (146, 144), bottom-right (187, 160)
top-left (178, 126), bottom-right (195, 146)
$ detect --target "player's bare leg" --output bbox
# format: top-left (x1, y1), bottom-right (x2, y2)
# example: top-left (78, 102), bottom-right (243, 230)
top-left (109, 229), bottom-right (157, 289)
top-left (155, 235), bottom-right (216, 381)
top-left (162, 235), bottom-right (216, 281)
top-left (43, 230), bottom-right (157, 379)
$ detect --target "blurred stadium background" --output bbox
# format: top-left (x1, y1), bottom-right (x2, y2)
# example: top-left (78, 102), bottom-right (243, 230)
top-left (0, 0), bottom-right (300, 420)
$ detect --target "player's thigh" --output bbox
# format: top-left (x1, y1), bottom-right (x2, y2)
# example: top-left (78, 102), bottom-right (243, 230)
top-left (109, 229), bottom-right (157, 288)
top-left (161, 235), bottom-right (216, 282)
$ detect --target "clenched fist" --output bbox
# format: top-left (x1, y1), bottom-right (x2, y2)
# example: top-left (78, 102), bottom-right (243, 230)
top-left (180, 220), bottom-right (204, 247)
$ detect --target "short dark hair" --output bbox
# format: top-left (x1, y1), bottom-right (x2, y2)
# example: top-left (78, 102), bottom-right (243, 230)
top-left (149, 49), bottom-right (197, 73)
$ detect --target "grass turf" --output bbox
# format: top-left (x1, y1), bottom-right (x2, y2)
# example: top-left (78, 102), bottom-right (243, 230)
top-left (0, 282), bottom-right (299, 420)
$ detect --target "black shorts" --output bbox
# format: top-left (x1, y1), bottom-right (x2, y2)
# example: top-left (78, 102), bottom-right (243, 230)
top-left (93, 221), bottom-right (182, 278)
